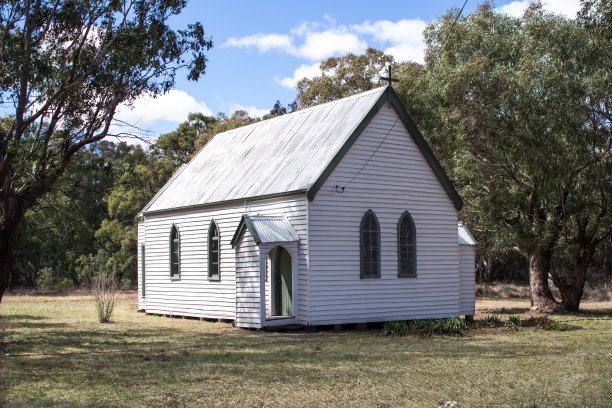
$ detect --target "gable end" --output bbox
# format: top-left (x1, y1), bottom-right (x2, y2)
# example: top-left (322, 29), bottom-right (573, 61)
top-left (306, 86), bottom-right (464, 211)
top-left (230, 214), bottom-right (262, 248)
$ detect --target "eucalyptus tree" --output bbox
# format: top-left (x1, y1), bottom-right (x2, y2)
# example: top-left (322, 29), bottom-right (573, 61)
top-left (0, 0), bottom-right (212, 301)
top-left (548, 0), bottom-right (612, 311)
top-left (418, 2), bottom-right (610, 311)
top-left (294, 48), bottom-right (394, 108)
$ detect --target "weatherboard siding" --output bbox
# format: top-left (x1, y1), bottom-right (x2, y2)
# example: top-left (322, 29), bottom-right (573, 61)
top-left (137, 219), bottom-right (145, 310)
top-left (140, 195), bottom-right (308, 321)
top-left (235, 231), bottom-right (261, 328)
top-left (459, 245), bottom-right (476, 315)
top-left (308, 105), bottom-right (460, 324)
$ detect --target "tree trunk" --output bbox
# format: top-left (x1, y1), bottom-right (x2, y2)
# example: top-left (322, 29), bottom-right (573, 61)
top-left (0, 195), bottom-right (27, 303)
top-left (552, 256), bottom-right (590, 312)
top-left (529, 250), bottom-right (563, 313)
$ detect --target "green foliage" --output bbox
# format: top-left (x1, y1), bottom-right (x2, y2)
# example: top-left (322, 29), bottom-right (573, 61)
top-left (523, 316), bottom-right (572, 331)
top-left (0, 0), bottom-right (213, 300)
top-left (383, 320), bottom-right (410, 337)
top-left (431, 317), bottom-right (466, 336)
top-left (154, 113), bottom-right (217, 165)
top-left (505, 316), bottom-right (523, 329)
top-left (477, 315), bottom-right (504, 328)
top-left (295, 48), bottom-right (394, 108)
top-left (394, 1), bottom-right (612, 309)
top-left (35, 268), bottom-right (56, 290)
top-left (384, 317), bottom-right (467, 337)
top-left (58, 278), bottom-right (74, 292)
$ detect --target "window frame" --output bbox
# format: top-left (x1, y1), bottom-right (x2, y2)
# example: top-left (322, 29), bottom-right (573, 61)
top-left (208, 220), bottom-right (221, 281)
top-left (397, 211), bottom-right (417, 278)
top-left (360, 209), bottom-right (381, 279)
top-left (169, 224), bottom-right (181, 280)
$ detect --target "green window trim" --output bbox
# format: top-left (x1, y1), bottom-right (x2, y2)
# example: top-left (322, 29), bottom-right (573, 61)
top-left (397, 211), bottom-right (417, 277)
top-left (208, 220), bottom-right (220, 280)
top-left (360, 210), bottom-right (381, 279)
top-left (169, 224), bottom-right (180, 279)
top-left (140, 244), bottom-right (146, 297)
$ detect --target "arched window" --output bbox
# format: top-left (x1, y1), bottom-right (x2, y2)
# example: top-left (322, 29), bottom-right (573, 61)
top-left (360, 210), bottom-right (380, 279)
top-left (169, 224), bottom-right (180, 279)
top-left (208, 220), bottom-right (220, 280)
top-left (398, 212), bottom-right (416, 277)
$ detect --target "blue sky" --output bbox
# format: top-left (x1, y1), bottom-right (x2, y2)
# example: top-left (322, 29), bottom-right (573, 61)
top-left (112, 0), bottom-right (581, 140)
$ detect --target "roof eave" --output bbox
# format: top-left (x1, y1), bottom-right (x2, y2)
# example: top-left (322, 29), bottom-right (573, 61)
top-left (230, 214), bottom-right (262, 248)
top-left (142, 189), bottom-right (308, 216)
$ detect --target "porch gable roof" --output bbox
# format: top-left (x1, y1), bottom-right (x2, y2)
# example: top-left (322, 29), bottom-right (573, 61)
top-left (230, 214), bottom-right (299, 248)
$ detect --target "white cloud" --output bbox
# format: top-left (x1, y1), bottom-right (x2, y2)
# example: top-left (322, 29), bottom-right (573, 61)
top-left (297, 29), bottom-right (367, 60)
top-left (223, 16), bottom-right (427, 66)
top-left (222, 33), bottom-right (294, 53)
top-left (352, 19), bottom-right (427, 63)
top-left (114, 90), bottom-right (212, 128)
top-left (223, 20), bottom-right (366, 61)
top-left (500, 1), bottom-right (530, 17)
top-left (499, 0), bottom-right (581, 18)
top-left (230, 104), bottom-right (269, 118)
top-left (275, 62), bottom-right (323, 89)
top-left (542, 0), bottom-right (581, 18)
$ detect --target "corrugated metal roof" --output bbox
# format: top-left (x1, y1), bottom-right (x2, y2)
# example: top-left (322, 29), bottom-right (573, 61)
top-left (250, 215), bottom-right (299, 243)
top-left (142, 86), bottom-right (387, 213)
top-left (458, 222), bottom-right (477, 246)
top-left (230, 214), bottom-right (298, 247)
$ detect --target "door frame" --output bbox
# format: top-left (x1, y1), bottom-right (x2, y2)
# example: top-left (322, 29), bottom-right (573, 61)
top-left (260, 242), bottom-right (298, 325)
top-left (273, 246), bottom-right (292, 316)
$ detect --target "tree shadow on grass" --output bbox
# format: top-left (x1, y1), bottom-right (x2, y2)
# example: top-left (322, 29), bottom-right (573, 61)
top-left (0, 314), bottom-right (49, 321)
top-left (479, 306), bottom-right (531, 315)
top-left (4, 317), bottom-right (609, 408)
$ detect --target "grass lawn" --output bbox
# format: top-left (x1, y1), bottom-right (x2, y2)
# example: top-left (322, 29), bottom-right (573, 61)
top-left (1, 293), bottom-right (611, 408)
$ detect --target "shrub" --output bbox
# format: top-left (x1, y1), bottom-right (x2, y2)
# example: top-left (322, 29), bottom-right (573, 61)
top-left (523, 316), bottom-right (571, 331)
top-left (383, 320), bottom-right (410, 337)
top-left (93, 270), bottom-right (117, 323)
top-left (58, 278), bottom-right (74, 292)
top-left (505, 316), bottom-right (523, 328)
top-left (477, 315), bottom-right (504, 328)
top-left (120, 277), bottom-right (132, 291)
top-left (384, 318), bottom-right (466, 337)
top-left (36, 267), bottom-right (56, 290)
top-left (432, 317), bottom-right (466, 336)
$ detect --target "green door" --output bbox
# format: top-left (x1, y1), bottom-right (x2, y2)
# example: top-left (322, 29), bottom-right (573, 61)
top-left (274, 247), bottom-right (292, 316)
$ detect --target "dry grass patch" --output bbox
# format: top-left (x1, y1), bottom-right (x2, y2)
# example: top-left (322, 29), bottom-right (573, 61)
top-left (1, 294), bottom-right (611, 407)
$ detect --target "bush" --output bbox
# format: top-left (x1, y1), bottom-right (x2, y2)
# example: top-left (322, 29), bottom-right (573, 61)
top-left (93, 270), bottom-right (117, 323)
top-left (523, 316), bottom-right (571, 331)
top-left (505, 316), bottom-right (523, 329)
top-left (58, 278), bottom-right (73, 292)
top-left (384, 318), bottom-right (466, 337)
top-left (432, 317), bottom-right (466, 336)
top-left (477, 315), bottom-right (504, 328)
top-left (119, 277), bottom-right (132, 291)
top-left (383, 320), bottom-right (410, 337)
top-left (36, 267), bottom-right (56, 290)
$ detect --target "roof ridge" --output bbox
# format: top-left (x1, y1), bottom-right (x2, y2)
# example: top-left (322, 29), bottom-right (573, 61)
top-left (209, 85), bottom-right (388, 139)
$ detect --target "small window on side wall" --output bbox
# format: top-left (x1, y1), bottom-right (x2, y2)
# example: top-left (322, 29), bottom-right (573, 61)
top-left (208, 220), bottom-right (220, 280)
top-left (169, 224), bottom-right (180, 279)
top-left (398, 212), bottom-right (416, 277)
top-left (360, 210), bottom-right (380, 279)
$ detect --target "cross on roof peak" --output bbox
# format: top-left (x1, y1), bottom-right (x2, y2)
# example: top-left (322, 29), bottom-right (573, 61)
top-left (380, 65), bottom-right (399, 87)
